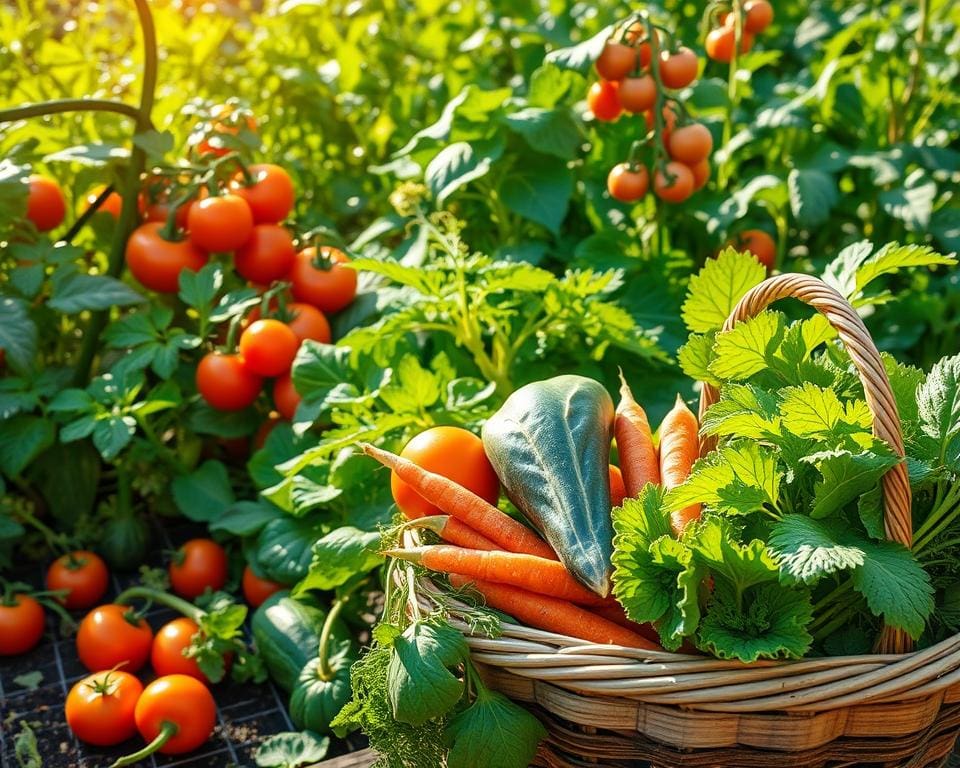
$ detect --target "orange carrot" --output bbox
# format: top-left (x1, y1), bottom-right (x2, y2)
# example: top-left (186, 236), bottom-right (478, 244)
top-left (615, 372), bottom-right (660, 498)
top-left (387, 545), bottom-right (605, 605)
top-left (658, 394), bottom-right (701, 536)
top-left (412, 515), bottom-right (499, 551)
top-left (609, 465), bottom-right (626, 508)
top-left (361, 443), bottom-right (557, 560)
top-left (449, 574), bottom-right (661, 650)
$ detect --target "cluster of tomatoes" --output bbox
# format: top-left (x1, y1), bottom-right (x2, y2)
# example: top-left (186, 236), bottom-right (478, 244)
top-left (0, 541), bottom-right (283, 759)
top-left (588, 20), bottom-right (712, 206)
top-left (705, 0), bottom-right (774, 63)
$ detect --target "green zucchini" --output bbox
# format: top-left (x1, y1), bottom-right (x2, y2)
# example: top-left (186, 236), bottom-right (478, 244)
top-left (288, 643), bottom-right (356, 734)
top-left (482, 375), bottom-right (615, 596)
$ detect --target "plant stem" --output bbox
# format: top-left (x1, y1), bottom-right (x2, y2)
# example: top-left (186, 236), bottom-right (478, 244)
top-left (718, 2), bottom-right (743, 189)
top-left (110, 721), bottom-right (177, 767)
top-left (317, 594), bottom-right (349, 681)
top-left (0, 98), bottom-right (142, 124)
top-left (114, 586), bottom-right (204, 622)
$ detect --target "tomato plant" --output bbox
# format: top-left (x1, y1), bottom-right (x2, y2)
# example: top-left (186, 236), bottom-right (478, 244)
top-left (288, 246), bottom-right (358, 314)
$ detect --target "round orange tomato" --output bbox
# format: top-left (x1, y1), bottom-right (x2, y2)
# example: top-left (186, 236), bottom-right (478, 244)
top-left (187, 194), bottom-right (254, 253)
top-left (0, 594), bottom-right (45, 656)
top-left (624, 24), bottom-right (658, 68)
top-left (654, 162), bottom-right (695, 204)
top-left (273, 373), bottom-right (301, 420)
top-left (151, 617), bottom-right (207, 681)
top-left (659, 47), bottom-right (699, 89)
top-left (618, 75), bottom-right (656, 114)
top-left (706, 25), bottom-right (753, 63)
top-left (76, 604), bottom-right (153, 672)
top-left (595, 41), bottom-right (635, 81)
top-left (587, 80), bottom-right (622, 122)
top-left (744, 0), bottom-right (774, 33)
top-left (288, 246), bottom-right (357, 314)
top-left (126, 222), bottom-right (207, 293)
top-left (196, 352), bottom-right (263, 411)
top-left (86, 185), bottom-right (124, 219)
top-left (609, 465), bottom-right (626, 508)
top-left (732, 229), bottom-right (777, 271)
top-left (134, 675), bottom-right (216, 755)
top-left (668, 123), bottom-right (713, 165)
top-left (26, 175), bottom-right (66, 232)
top-left (241, 565), bottom-right (284, 608)
top-left (285, 302), bottom-right (331, 344)
top-left (607, 163), bottom-right (649, 202)
top-left (391, 426), bottom-right (501, 519)
top-left (690, 158), bottom-right (711, 191)
top-left (230, 163), bottom-right (294, 224)
top-left (46, 550), bottom-right (109, 611)
top-left (239, 319), bottom-right (300, 377)
top-left (234, 223), bottom-right (297, 285)
top-left (169, 539), bottom-right (228, 600)
top-left (66, 669), bottom-right (143, 746)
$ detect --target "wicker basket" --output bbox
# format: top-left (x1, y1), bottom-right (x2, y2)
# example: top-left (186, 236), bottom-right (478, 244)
top-left (399, 275), bottom-right (960, 768)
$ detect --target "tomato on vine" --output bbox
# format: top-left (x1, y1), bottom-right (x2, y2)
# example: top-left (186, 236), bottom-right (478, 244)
top-left (66, 669), bottom-right (143, 746)
top-left (288, 246), bottom-right (357, 314)
top-left (46, 550), bottom-right (109, 610)
top-left (607, 163), bottom-right (649, 203)
top-left (285, 302), bottom-right (331, 344)
top-left (587, 80), bottom-right (622, 122)
top-left (0, 593), bottom-right (45, 656)
top-left (239, 318), bottom-right (300, 377)
top-left (668, 123), bottom-right (713, 165)
top-left (618, 75), bottom-right (657, 114)
top-left (624, 24), bottom-right (658, 67)
top-left (230, 163), bottom-right (294, 224)
top-left (730, 229), bottom-right (777, 271)
top-left (168, 539), bottom-right (228, 600)
top-left (659, 47), bottom-right (699, 89)
top-left (186, 194), bottom-right (254, 252)
top-left (234, 223), bottom-right (296, 284)
top-left (25, 174), bottom-right (66, 232)
top-left (196, 352), bottom-right (262, 411)
top-left (126, 222), bottom-right (207, 293)
top-left (690, 158), bottom-right (711, 191)
top-left (241, 565), bottom-right (283, 608)
top-left (595, 40), bottom-right (636, 81)
top-left (76, 604), bottom-right (153, 672)
top-left (706, 25), bottom-right (753, 63)
top-left (653, 162), bottom-right (695, 204)
top-left (744, 0), bottom-right (774, 34)
top-left (151, 617), bottom-right (210, 681)
top-left (273, 372), bottom-right (301, 420)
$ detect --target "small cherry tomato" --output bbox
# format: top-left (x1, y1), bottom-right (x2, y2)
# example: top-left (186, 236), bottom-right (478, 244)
top-left (187, 194), bottom-right (254, 253)
top-left (66, 669), bottom-right (143, 746)
top-left (141, 185), bottom-right (193, 229)
top-left (624, 25), bottom-right (659, 68)
top-left (25, 175), bottom-right (66, 232)
top-left (595, 41), bottom-right (636, 81)
top-left (169, 539), bottom-right (228, 600)
top-left (607, 163), bottom-right (649, 202)
top-left (587, 80), bottom-right (622, 122)
top-left (659, 47), bottom-right (699, 89)
top-left (272, 373), bottom-right (301, 420)
top-left (196, 352), bottom-right (263, 412)
top-left (668, 123), bottom-right (713, 165)
top-left (609, 465), bottom-right (626, 508)
top-left (151, 617), bottom-right (208, 681)
top-left (690, 158), bottom-right (711, 191)
top-left (242, 565), bottom-right (284, 608)
top-left (285, 302), bottom-right (331, 344)
top-left (731, 229), bottom-right (777, 271)
top-left (86, 185), bottom-right (124, 219)
top-left (76, 604), bottom-right (153, 672)
top-left (744, 0), bottom-right (774, 33)
top-left (126, 222), bottom-right (207, 293)
top-left (229, 163), bottom-right (294, 224)
top-left (234, 223), bottom-right (296, 284)
top-left (618, 75), bottom-right (657, 113)
top-left (46, 550), bottom-right (109, 611)
top-left (134, 674), bottom-right (217, 755)
top-left (239, 319), bottom-right (300, 377)
top-left (706, 25), bottom-right (753, 63)
top-left (288, 246), bottom-right (357, 314)
top-left (654, 162), bottom-right (695, 204)
top-left (0, 594), bottom-right (45, 656)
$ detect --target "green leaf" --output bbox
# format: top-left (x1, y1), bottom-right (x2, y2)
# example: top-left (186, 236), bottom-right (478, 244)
top-left (425, 139), bottom-right (503, 206)
top-left (172, 460), bottom-right (235, 522)
top-left (47, 273), bottom-right (144, 313)
top-left (687, 518), bottom-right (779, 594)
top-left (528, 64), bottom-right (582, 109)
top-left (544, 26), bottom-right (613, 73)
top-left (255, 516), bottom-right (326, 584)
top-left (677, 333), bottom-right (720, 386)
top-left (681, 249), bottom-right (766, 333)
top-left (132, 130), bottom-right (175, 158)
top-left (768, 515), bottom-right (866, 585)
top-left (47, 388), bottom-right (95, 414)
top-left (505, 107), bottom-right (581, 160)
top-left (500, 160), bottom-right (573, 234)
top-left (699, 384), bottom-right (781, 440)
top-left (850, 540), bottom-right (934, 639)
top-left (856, 243), bottom-right (956, 295)
top-left (379, 355), bottom-right (441, 413)
top-left (0, 297), bottom-right (37, 374)
top-left (292, 341), bottom-right (353, 394)
top-left (0, 416), bottom-right (54, 477)
top-left (210, 500), bottom-right (281, 536)
top-left (255, 732), bottom-right (330, 768)
top-left (917, 354), bottom-right (960, 470)
top-left (787, 168), bottom-right (838, 226)
top-left (92, 415), bottom-right (136, 460)
top-left (709, 312), bottom-right (785, 381)
top-left (780, 382), bottom-right (872, 441)
top-left (388, 621), bottom-right (468, 725)
top-left (178, 263), bottom-right (223, 309)
top-left (879, 170), bottom-right (937, 230)
top-left (13, 671), bottom-right (43, 690)
top-left (803, 448), bottom-right (899, 518)
top-left (444, 688), bottom-right (546, 768)
top-left (293, 527), bottom-right (382, 594)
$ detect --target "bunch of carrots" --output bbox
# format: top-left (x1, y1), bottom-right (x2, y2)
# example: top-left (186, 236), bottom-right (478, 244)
top-left (362, 375), bottom-right (701, 651)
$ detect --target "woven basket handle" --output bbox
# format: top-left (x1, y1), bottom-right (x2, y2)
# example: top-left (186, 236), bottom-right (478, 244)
top-left (697, 273), bottom-right (912, 550)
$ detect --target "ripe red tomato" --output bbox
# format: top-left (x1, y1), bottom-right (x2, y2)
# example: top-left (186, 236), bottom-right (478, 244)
top-left (644, 102), bottom-right (679, 143)
top-left (731, 229), bottom-right (777, 271)
top-left (86, 185), bottom-right (124, 219)
top-left (76, 604), bottom-right (153, 672)
top-left (187, 194), bottom-right (254, 253)
top-left (0, 594), bottom-right (45, 656)
top-left (169, 539), bottom-right (228, 600)
top-left (624, 24), bottom-right (658, 68)
top-left (744, 0), bottom-right (774, 33)
top-left (706, 25), bottom-right (753, 63)
top-left (654, 162), bottom-right (695, 204)
top-left (607, 163), bottom-right (649, 202)
top-left (239, 319), bottom-right (300, 377)
top-left (609, 465), bottom-right (626, 508)
top-left (196, 352), bottom-right (263, 411)
top-left (618, 75), bottom-right (657, 113)
top-left (46, 550), bottom-right (109, 611)
top-left (391, 426), bottom-right (500, 519)
top-left (126, 222), bottom-right (207, 293)
top-left (196, 104), bottom-right (258, 157)
top-left (668, 123), bottom-right (713, 165)
top-left (659, 47), bottom-right (699, 89)
top-left (141, 185), bottom-right (193, 229)
top-left (230, 163), bottom-right (294, 224)
top-left (234, 223), bottom-right (296, 285)
top-left (288, 246), bottom-right (357, 314)
top-left (25, 175), bottom-right (66, 232)
top-left (242, 565), bottom-right (284, 608)
top-left (66, 669), bottom-right (143, 746)
top-left (587, 80), bottom-right (622, 122)
top-left (690, 158), bottom-right (711, 191)
top-left (151, 617), bottom-right (209, 681)
top-left (285, 302), bottom-right (331, 344)
top-left (134, 674), bottom-right (217, 755)
top-left (273, 373), bottom-right (301, 420)
top-left (595, 41), bottom-right (636, 81)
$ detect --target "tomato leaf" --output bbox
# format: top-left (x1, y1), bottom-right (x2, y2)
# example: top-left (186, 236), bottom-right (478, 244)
top-left (0, 297), bottom-right (37, 374)
top-left (171, 460), bottom-right (235, 522)
top-left (293, 527), bottom-right (382, 594)
top-left (47, 273), bottom-right (144, 313)
top-left (499, 159), bottom-right (573, 234)
top-left (425, 139), bottom-right (503, 206)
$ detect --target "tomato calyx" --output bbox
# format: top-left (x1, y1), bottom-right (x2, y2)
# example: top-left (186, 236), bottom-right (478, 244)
top-left (109, 719), bottom-right (179, 768)
top-left (84, 665), bottom-right (127, 697)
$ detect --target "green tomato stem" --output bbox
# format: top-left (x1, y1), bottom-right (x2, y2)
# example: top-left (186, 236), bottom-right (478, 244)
top-left (0, 98), bottom-right (143, 125)
top-left (109, 720), bottom-right (178, 767)
top-left (114, 586), bottom-right (204, 623)
top-left (317, 594), bottom-right (349, 682)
